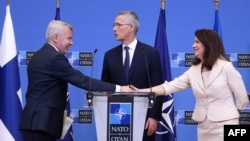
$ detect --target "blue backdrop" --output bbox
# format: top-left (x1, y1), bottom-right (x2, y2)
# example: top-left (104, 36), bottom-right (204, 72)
top-left (0, 0), bottom-right (249, 141)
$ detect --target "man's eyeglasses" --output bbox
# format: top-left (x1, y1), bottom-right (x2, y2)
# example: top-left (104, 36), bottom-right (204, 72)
top-left (113, 23), bottom-right (131, 27)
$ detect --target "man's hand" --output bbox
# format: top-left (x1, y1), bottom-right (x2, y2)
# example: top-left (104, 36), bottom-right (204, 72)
top-left (129, 85), bottom-right (140, 92)
top-left (145, 117), bottom-right (158, 136)
top-left (120, 85), bottom-right (135, 92)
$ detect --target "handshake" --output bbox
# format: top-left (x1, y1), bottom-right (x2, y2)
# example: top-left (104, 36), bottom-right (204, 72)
top-left (120, 85), bottom-right (157, 108)
top-left (120, 85), bottom-right (142, 93)
top-left (120, 84), bottom-right (166, 97)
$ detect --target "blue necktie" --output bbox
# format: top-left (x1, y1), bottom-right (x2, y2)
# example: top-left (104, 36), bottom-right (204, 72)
top-left (124, 46), bottom-right (130, 83)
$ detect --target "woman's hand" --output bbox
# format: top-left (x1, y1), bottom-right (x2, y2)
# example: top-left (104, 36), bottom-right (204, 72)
top-left (129, 85), bottom-right (141, 92)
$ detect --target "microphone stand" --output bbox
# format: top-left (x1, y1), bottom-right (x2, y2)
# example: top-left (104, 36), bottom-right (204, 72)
top-left (86, 49), bottom-right (98, 107)
top-left (142, 49), bottom-right (155, 108)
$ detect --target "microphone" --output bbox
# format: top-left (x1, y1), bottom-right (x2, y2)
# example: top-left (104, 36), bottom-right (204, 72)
top-left (142, 49), bottom-right (155, 108)
top-left (86, 48), bottom-right (98, 107)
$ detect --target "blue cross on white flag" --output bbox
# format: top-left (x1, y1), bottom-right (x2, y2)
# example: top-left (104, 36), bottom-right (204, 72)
top-left (0, 4), bottom-right (23, 141)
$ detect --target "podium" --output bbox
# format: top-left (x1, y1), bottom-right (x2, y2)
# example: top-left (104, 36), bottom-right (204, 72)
top-left (91, 92), bottom-right (149, 141)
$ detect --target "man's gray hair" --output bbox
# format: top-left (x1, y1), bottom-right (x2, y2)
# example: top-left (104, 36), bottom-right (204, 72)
top-left (117, 10), bottom-right (139, 33)
top-left (45, 20), bottom-right (73, 42)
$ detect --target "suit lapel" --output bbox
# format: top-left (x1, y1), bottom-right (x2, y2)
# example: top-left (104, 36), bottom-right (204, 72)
top-left (128, 42), bottom-right (143, 82)
top-left (194, 59), bottom-right (225, 89)
top-left (114, 45), bottom-right (124, 69)
top-left (192, 63), bottom-right (205, 88)
top-left (114, 45), bottom-right (128, 83)
top-left (205, 59), bottom-right (224, 88)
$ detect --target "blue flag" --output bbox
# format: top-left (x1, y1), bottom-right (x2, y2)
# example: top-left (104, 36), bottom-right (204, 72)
top-left (55, 7), bottom-right (61, 21)
top-left (154, 8), bottom-right (177, 141)
top-left (57, 92), bottom-right (74, 141)
top-left (55, 4), bottom-right (74, 141)
top-left (0, 5), bottom-right (23, 141)
top-left (213, 9), bottom-right (222, 37)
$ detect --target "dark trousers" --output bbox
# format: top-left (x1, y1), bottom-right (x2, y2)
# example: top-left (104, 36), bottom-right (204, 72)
top-left (143, 129), bottom-right (155, 141)
top-left (21, 130), bottom-right (56, 141)
top-left (143, 108), bottom-right (156, 141)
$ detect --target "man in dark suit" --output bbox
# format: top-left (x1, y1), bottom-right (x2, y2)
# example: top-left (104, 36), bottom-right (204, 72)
top-left (101, 11), bottom-right (164, 141)
top-left (19, 20), bottom-right (132, 141)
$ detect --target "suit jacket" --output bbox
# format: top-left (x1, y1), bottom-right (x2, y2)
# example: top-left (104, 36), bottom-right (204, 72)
top-left (162, 59), bottom-right (249, 122)
top-left (19, 43), bottom-right (116, 137)
top-left (101, 41), bottom-right (164, 120)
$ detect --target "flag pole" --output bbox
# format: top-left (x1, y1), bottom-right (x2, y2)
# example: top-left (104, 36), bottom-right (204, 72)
top-left (56, 0), bottom-right (60, 8)
top-left (161, 0), bottom-right (165, 10)
top-left (214, 0), bottom-right (220, 10)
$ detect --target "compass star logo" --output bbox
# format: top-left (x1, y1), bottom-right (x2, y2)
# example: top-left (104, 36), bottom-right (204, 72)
top-left (114, 108), bottom-right (126, 120)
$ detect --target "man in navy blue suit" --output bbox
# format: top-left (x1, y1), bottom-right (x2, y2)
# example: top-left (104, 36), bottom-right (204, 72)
top-left (101, 10), bottom-right (164, 141)
top-left (19, 20), bottom-right (133, 141)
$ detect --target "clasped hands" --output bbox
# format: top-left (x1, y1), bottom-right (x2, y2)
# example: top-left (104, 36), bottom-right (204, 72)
top-left (120, 85), bottom-right (140, 92)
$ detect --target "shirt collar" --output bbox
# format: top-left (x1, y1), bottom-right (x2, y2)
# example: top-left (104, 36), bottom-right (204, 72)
top-left (123, 38), bottom-right (137, 50)
top-left (48, 42), bottom-right (59, 52)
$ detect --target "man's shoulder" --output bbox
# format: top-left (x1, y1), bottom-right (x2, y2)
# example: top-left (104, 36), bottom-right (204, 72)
top-left (137, 41), bottom-right (153, 47)
top-left (105, 45), bottom-right (122, 53)
top-left (137, 41), bottom-right (159, 55)
top-left (137, 41), bottom-right (157, 50)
